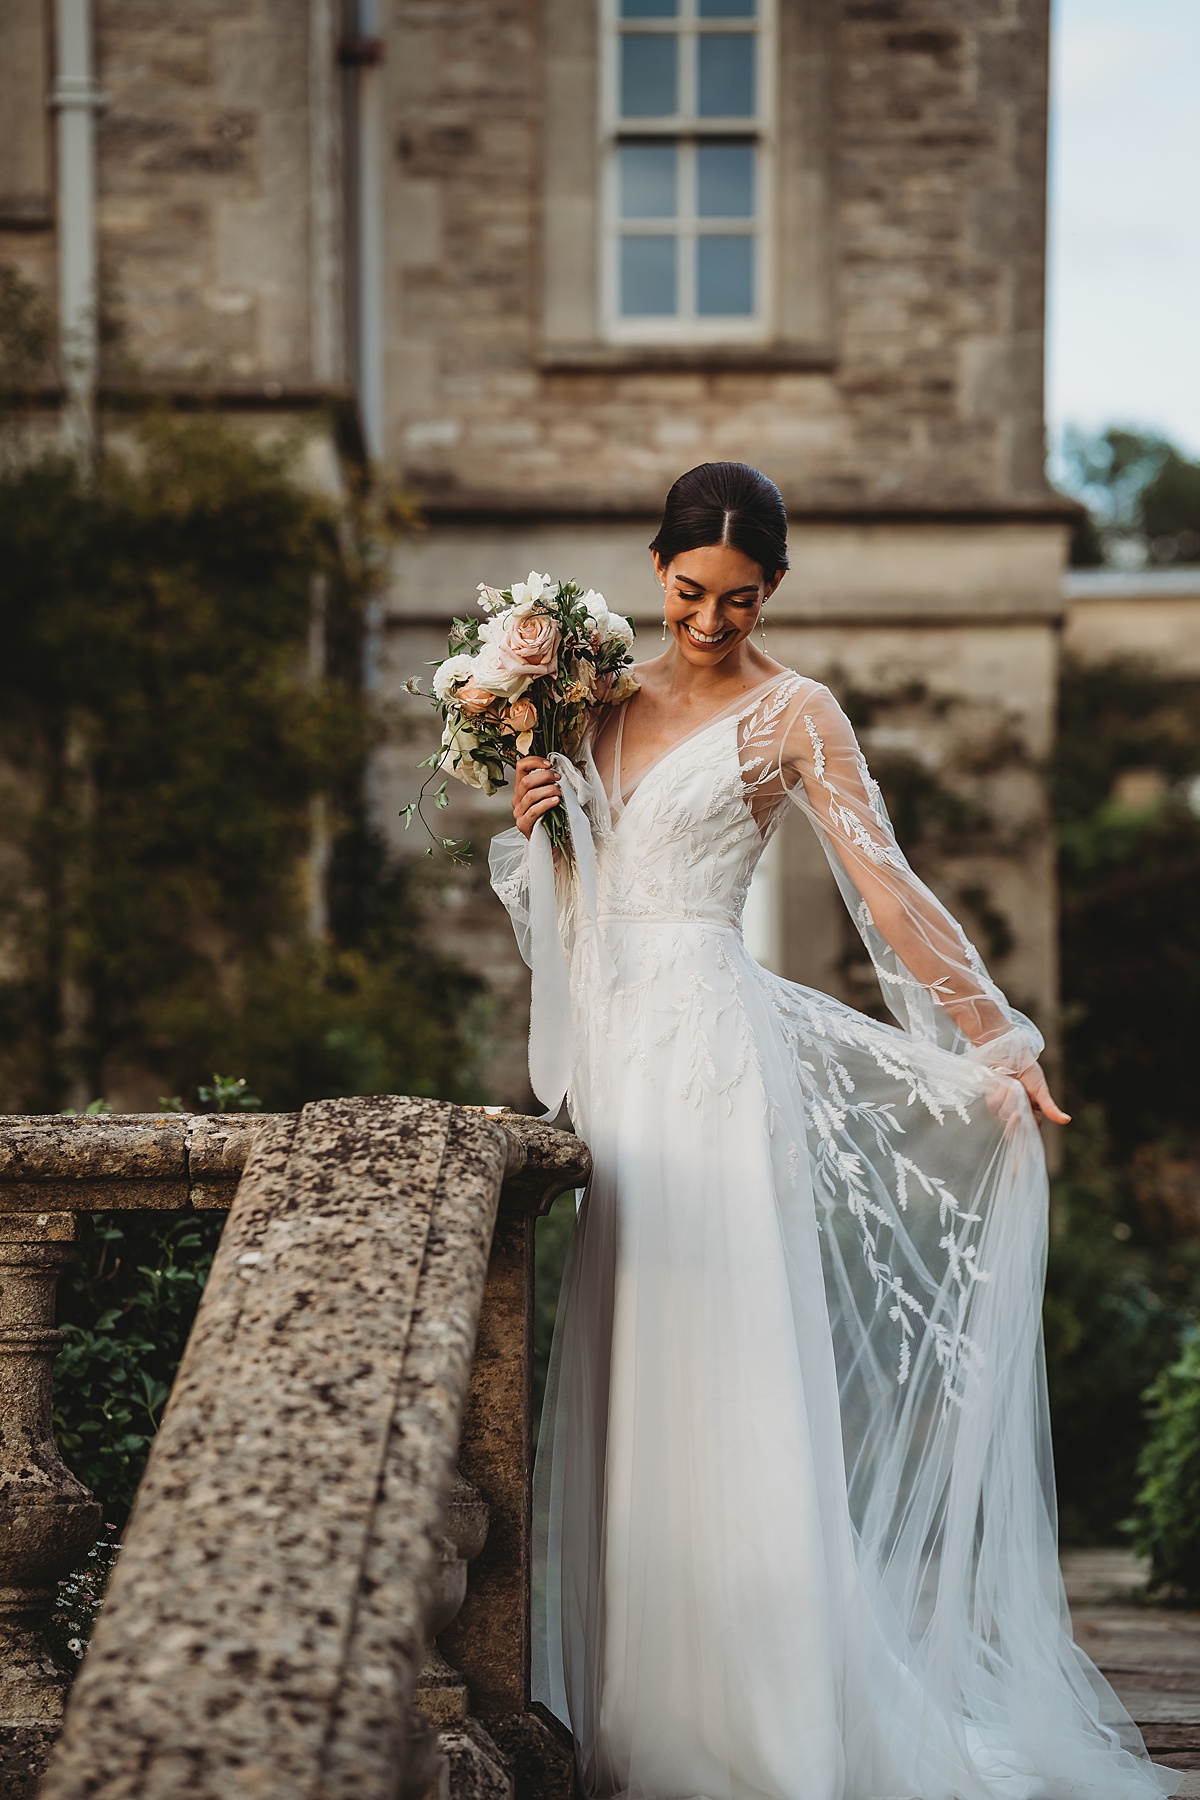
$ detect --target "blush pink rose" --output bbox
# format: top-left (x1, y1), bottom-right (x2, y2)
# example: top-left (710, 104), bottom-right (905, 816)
top-left (505, 696), bottom-right (539, 754)
top-left (454, 680), bottom-right (499, 716)
top-left (505, 697), bottom-right (538, 735)
top-left (494, 609), bottom-right (560, 680)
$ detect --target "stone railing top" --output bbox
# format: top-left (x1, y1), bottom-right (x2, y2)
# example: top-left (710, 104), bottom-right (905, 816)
top-left (0, 1107), bottom-right (588, 1214)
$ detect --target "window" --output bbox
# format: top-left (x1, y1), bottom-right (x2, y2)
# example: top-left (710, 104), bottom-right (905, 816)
top-left (541, 0), bottom-right (833, 370)
top-left (602, 0), bottom-right (774, 343)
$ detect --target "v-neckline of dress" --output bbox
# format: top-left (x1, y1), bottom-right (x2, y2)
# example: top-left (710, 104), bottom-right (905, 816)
top-left (601, 670), bottom-right (793, 824)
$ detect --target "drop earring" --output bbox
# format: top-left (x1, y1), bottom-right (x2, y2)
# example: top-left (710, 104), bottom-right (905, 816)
top-left (662, 615), bottom-right (668, 642)
top-left (758, 607), bottom-right (768, 650)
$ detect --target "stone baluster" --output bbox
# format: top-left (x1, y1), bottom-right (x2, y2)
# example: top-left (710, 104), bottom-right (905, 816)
top-left (413, 1470), bottom-right (511, 1800)
top-left (0, 1212), bottom-right (103, 1751)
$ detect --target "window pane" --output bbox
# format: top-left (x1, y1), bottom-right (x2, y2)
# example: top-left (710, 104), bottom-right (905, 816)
top-left (620, 235), bottom-right (678, 315)
top-left (619, 143), bottom-right (678, 218)
top-left (699, 0), bottom-right (755, 13)
top-left (620, 34), bottom-right (679, 117)
top-left (697, 33), bottom-right (755, 116)
top-left (696, 142), bottom-right (754, 217)
top-left (621, 0), bottom-right (677, 13)
top-left (696, 234), bottom-right (754, 314)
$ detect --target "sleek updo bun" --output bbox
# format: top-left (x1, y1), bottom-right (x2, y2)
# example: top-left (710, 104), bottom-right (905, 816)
top-left (649, 462), bottom-right (789, 579)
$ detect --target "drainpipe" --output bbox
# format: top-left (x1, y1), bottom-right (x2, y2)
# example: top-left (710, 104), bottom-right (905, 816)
top-left (340, 2), bottom-right (385, 463)
top-left (339, 2), bottom-right (387, 834)
top-left (50, 0), bottom-right (104, 462)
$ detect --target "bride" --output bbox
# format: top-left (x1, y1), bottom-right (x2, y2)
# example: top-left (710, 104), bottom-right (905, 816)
top-left (488, 463), bottom-right (1177, 1800)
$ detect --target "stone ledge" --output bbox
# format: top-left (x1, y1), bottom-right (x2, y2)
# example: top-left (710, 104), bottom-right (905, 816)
top-left (0, 1110), bottom-right (588, 1216)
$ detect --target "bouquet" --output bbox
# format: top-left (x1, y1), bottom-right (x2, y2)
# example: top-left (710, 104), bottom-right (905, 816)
top-left (403, 571), bottom-right (638, 861)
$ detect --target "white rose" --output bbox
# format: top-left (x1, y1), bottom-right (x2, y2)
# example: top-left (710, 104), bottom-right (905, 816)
top-left (441, 718), bottom-right (498, 791)
top-left (581, 589), bottom-right (609, 630)
top-left (432, 652), bottom-right (476, 701)
top-left (604, 612), bottom-right (635, 650)
top-left (473, 640), bottom-right (534, 700)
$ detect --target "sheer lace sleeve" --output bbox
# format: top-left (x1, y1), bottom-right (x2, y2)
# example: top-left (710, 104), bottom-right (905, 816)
top-left (768, 679), bottom-right (1043, 1075)
top-left (489, 826), bottom-right (533, 968)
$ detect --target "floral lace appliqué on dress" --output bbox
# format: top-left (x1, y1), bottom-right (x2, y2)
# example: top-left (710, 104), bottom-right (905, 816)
top-left (489, 670), bottom-right (1176, 1800)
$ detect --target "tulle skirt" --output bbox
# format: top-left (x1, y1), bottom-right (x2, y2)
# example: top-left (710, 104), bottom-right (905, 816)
top-left (533, 918), bottom-right (1177, 1800)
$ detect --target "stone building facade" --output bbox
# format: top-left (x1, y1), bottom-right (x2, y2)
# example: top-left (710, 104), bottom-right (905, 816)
top-left (1, 0), bottom-right (1076, 1104)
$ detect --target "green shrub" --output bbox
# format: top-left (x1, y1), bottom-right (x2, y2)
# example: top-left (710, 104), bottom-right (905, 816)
top-left (0, 405), bottom-right (480, 1115)
top-left (54, 1209), bottom-right (224, 1523)
top-left (1128, 1329), bottom-right (1200, 1597)
top-left (46, 1528), bottom-right (120, 1664)
top-left (1042, 1110), bottom-right (1191, 1543)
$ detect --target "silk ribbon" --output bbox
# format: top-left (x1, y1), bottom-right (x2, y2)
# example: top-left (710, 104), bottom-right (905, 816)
top-left (527, 753), bottom-right (610, 1119)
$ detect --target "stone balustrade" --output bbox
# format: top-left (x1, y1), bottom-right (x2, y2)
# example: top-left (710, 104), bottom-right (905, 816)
top-left (0, 1098), bottom-right (589, 1800)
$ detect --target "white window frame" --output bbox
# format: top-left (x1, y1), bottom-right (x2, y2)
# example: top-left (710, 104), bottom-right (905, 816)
top-left (598, 0), bottom-right (777, 347)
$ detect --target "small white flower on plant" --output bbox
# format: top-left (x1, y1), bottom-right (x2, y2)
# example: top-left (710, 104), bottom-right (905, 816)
top-left (432, 653), bottom-right (476, 701)
top-left (508, 571), bottom-right (556, 613)
top-left (476, 583), bottom-right (505, 613)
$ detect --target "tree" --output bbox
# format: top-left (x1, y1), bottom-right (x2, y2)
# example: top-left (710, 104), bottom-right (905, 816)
top-left (1060, 427), bottom-right (1200, 568)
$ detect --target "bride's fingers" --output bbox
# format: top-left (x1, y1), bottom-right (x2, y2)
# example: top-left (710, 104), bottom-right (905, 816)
top-left (512, 758), bottom-right (561, 837)
top-left (515, 770), bottom-right (560, 809)
top-left (1019, 1065), bottom-right (1071, 1127)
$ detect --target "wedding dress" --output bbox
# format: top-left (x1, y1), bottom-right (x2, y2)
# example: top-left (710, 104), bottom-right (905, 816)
top-left (489, 670), bottom-right (1177, 1800)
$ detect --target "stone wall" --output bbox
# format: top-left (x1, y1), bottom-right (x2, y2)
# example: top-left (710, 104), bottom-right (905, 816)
top-left (389, 0), bottom-right (1054, 512)
top-left (1063, 574), bottom-right (1200, 676)
top-left (95, 0), bottom-right (312, 383)
top-left (0, 0), bottom-right (343, 392)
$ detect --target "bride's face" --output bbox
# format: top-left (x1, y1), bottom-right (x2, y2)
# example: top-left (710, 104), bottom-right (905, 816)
top-left (653, 543), bottom-right (780, 666)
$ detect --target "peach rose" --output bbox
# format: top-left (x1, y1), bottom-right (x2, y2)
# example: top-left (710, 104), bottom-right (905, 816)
top-left (454, 680), bottom-right (499, 717)
top-left (505, 696), bottom-right (538, 754)
top-left (505, 697), bottom-right (538, 734)
top-left (493, 608), bottom-right (560, 681)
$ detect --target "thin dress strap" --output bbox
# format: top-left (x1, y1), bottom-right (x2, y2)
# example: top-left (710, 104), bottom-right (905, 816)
top-left (609, 698), bottom-right (630, 813)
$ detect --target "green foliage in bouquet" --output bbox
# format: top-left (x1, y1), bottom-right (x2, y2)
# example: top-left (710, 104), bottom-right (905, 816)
top-left (404, 572), bottom-right (637, 861)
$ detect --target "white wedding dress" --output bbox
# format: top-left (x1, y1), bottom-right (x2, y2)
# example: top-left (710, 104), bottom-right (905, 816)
top-left (489, 670), bottom-right (1177, 1800)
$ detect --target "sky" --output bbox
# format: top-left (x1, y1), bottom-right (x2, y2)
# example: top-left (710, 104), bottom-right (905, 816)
top-left (1046, 0), bottom-right (1200, 457)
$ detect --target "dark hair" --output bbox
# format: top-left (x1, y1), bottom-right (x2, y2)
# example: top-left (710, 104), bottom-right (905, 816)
top-left (649, 462), bottom-right (789, 578)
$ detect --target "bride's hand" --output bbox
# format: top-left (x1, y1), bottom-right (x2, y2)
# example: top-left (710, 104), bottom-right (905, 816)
top-left (513, 756), bottom-right (561, 840)
top-left (986, 1061), bottom-right (1070, 1133)
top-left (1018, 1062), bottom-right (1071, 1126)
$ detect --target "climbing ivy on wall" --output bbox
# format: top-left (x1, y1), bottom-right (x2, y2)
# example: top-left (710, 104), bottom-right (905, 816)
top-left (0, 406), bottom-right (479, 1114)
top-left (0, 265), bottom-right (483, 1526)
